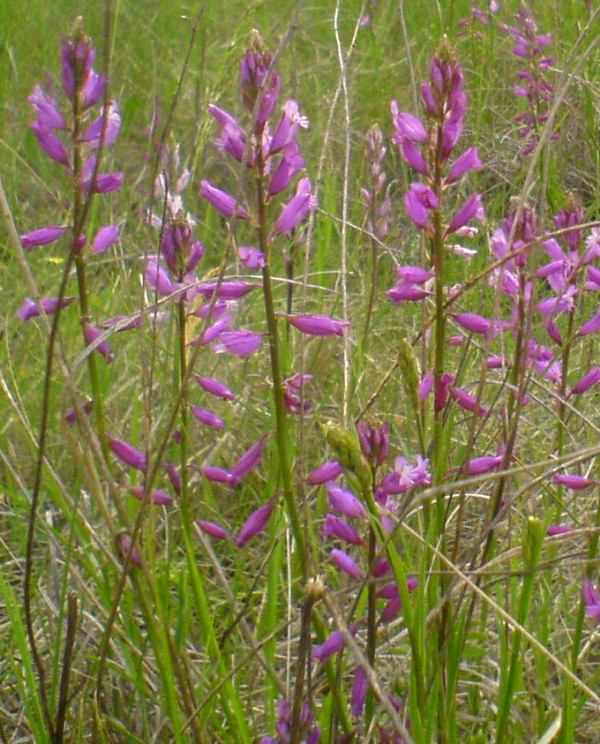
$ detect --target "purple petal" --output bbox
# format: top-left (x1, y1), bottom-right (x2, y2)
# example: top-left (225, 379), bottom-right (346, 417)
top-left (20, 225), bottom-right (67, 250)
top-left (330, 548), bottom-right (364, 579)
top-left (553, 473), bottom-right (595, 490)
top-left (92, 224), bottom-right (120, 254)
top-left (199, 180), bottom-right (249, 219)
top-left (322, 514), bottom-right (363, 545)
top-left (196, 520), bottom-right (230, 540)
top-left (446, 147), bottom-right (483, 184)
top-left (190, 405), bottom-right (225, 430)
top-left (194, 375), bottom-right (236, 401)
top-left (238, 245), bottom-right (265, 269)
top-left (273, 177), bottom-right (317, 234)
top-left (83, 323), bottom-right (114, 363)
top-left (231, 435), bottom-right (268, 484)
top-left (109, 438), bottom-right (147, 471)
top-left (128, 486), bottom-right (173, 506)
top-left (212, 330), bottom-right (263, 358)
top-left (447, 193), bottom-right (485, 233)
top-left (572, 367), bottom-right (600, 395)
top-left (307, 461), bottom-right (344, 485)
top-left (17, 296), bottom-right (75, 320)
top-left (236, 500), bottom-right (275, 548)
top-left (327, 482), bottom-right (366, 519)
top-left (287, 314), bottom-right (351, 337)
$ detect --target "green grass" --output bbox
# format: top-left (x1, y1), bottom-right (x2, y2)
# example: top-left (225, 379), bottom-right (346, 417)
top-left (1, 0), bottom-right (600, 741)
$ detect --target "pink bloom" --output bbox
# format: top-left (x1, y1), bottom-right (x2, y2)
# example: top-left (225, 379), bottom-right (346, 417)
top-left (81, 100), bottom-right (121, 148)
top-left (31, 121), bottom-right (69, 165)
top-left (64, 400), bottom-right (92, 426)
top-left (238, 245), bottom-right (265, 269)
top-left (197, 281), bottom-right (259, 301)
top-left (390, 103), bottom-right (428, 143)
top-left (212, 330), bottom-right (262, 357)
top-left (17, 296), bottom-right (75, 320)
top-left (323, 514), bottom-right (363, 545)
top-left (190, 405), bottom-right (225, 430)
top-left (20, 225), bottom-right (67, 250)
top-left (92, 224), bottom-right (120, 254)
top-left (273, 177), bottom-right (317, 234)
top-left (419, 371), bottom-right (434, 401)
top-left (546, 524), bottom-right (573, 536)
top-left (196, 520), bottom-right (230, 540)
top-left (307, 461), bottom-right (344, 485)
top-left (583, 579), bottom-right (600, 623)
top-left (83, 323), bottom-right (114, 363)
top-left (395, 265), bottom-right (433, 284)
top-left (351, 667), bottom-right (368, 718)
top-left (399, 138), bottom-right (429, 175)
top-left (451, 312), bottom-right (491, 335)
top-left (236, 500), bottom-right (275, 548)
top-left (326, 482), bottom-right (366, 519)
top-left (109, 438), bottom-right (147, 472)
top-left (28, 85), bottom-right (65, 129)
top-left (450, 386), bottom-right (489, 417)
top-left (230, 435), bottom-right (269, 484)
top-left (578, 310), bottom-right (600, 337)
top-left (199, 180), bottom-right (249, 219)
top-left (466, 455), bottom-right (503, 475)
top-left (553, 473), bottom-right (595, 490)
top-left (571, 367), bottom-right (600, 395)
top-left (117, 534), bottom-right (141, 565)
top-left (387, 284), bottom-right (432, 303)
top-left (330, 549), bottom-right (364, 580)
top-left (194, 375), bottom-right (235, 401)
top-left (446, 147), bottom-right (483, 184)
top-left (286, 314), bottom-right (350, 337)
top-left (447, 193), bottom-right (485, 233)
top-left (128, 486), bottom-right (173, 506)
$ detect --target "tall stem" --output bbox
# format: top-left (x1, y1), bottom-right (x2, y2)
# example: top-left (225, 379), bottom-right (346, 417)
top-left (255, 154), bottom-right (307, 576)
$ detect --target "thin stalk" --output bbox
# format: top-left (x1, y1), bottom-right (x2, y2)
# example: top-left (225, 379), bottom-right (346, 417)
top-left (255, 154), bottom-right (307, 575)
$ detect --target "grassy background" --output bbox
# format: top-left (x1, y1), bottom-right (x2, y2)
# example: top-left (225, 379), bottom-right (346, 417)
top-left (1, 0), bottom-right (600, 742)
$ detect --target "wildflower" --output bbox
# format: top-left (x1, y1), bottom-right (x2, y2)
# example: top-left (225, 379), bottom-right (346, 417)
top-left (236, 500), bottom-right (275, 548)
top-left (199, 180), bottom-right (249, 219)
top-left (351, 667), bottom-right (369, 718)
top-left (91, 224), bottom-right (120, 254)
top-left (273, 176), bottom-right (317, 234)
top-left (194, 375), bottom-right (236, 401)
top-left (445, 146), bottom-right (483, 184)
top-left (312, 628), bottom-right (355, 662)
top-left (20, 225), bottom-right (67, 250)
top-left (109, 438), bottom-right (147, 472)
top-left (571, 367), bottom-right (600, 395)
top-left (83, 323), bottom-right (114, 363)
top-left (356, 420), bottom-right (390, 468)
top-left (326, 482), bottom-right (366, 519)
top-left (307, 461), bottom-right (344, 484)
top-left (189, 405), bottom-right (225, 430)
top-left (238, 245), bottom-right (265, 269)
top-left (330, 549), bottom-right (364, 580)
top-left (196, 520), bottom-right (230, 540)
top-left (322, 514), bottom-right (363, 545)
top-left (117, 534), bottom-right (141, 565)
top-left (466, 455), bottom-right (503, 475)
top-left (582, 579), bottom-right (600, 623)
top-left (17, 296), bottom-right (75, 320)
top-left (127, 486), bottom-right (173, 506)
top-left (286, 314), bottom-right (350, 337)
top-left (212, 330), bottom-right (262, 357)
top-left (553, 473), bottom-right (595, 490)
top-left (547, 524), bottom-right (573, 536)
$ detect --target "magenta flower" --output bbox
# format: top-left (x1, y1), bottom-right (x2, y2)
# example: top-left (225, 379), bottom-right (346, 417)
top-left (312, 630), bottom-right (347, 662)
top-left (92, 224), bottom-right (120, 254)
top-left (194, 375), bottom-right (236, 401)
top-left (230, 435), bottom-right (269, 484)
top-left (447, 193), bottom-right (485, 234)
top-left (451, 312), bottom-right (491, 335)
top-left (307, 461), bottom-right (344, 485)
top-left (117, 534), bottom-right (141, 566)
top-left (82, 171), bottom-right (123, 194)
top-left (286, 314), bottom-right (350, 337)
top-left (199, 180), bottom-right (249, 219)
top-left (446, 147), bottom-right (483, 184)
top-left (546, 524), bottom-right (573, 536)
top-left (236, 500), bottom-right (275, 548)
top-left (83, 323), bottom-right (114, 363)
top-left (197, 281), bottom-right (259, 301)
top-left (81, 100), bottom-right (121, 148)
top-left (269, 99), bottom-right (310, 154)
top-left (196, 520), bottom-right (230, 541)
top-left (387, 284), bottom-right (432, 303)
top-left (238, 245), bottom-right (265, 269)
top-left (212, 330), bottom-right (262, 357)
top-left (127, 486), bottom-right (173, 506)
top-left (269, 141), bottom-right (305, 196)
top-left (399, 138), bottom-right (429, 175)
top-left (20, 225), bottom-right (67, 250)
top-left (190, 405), bottom-right (225, 430)
top-left (571, 367), bottom-right (600, 395)
top-left (322, 514), bottom-right (363, 545)
top-left (351, 667), bottom-right (369, 718)
top-left (327, 482), bottom-right (366, 519)
top-left (28, 85), bottom-right (66, 129)
top-left (273, 177), bottom-right (317, 234)
top-left (356, 420), bottom-right (390, 468)
top-left (202, 466), bottom-right (235, 485)
top-left (330, 548), bottom-right (364, 580)
top-left (419, 371), bottom-right (434, 402)
top-left (404, 183), bottom-right (439, 230)
top-left (578, 310), bottom-right (600, 337)
top-left (450, 386), bottom-right (489, 417)
top-left (390, 104), bottom-right (428, 143)
top-left (30, 121), bottom-right (69, 165)
top-left (582, 579), bottom-right (600, 623)
top-left (109, 438), bottom-right (147, 472)
top-left (166, 461), bottom-right (181, 495)
top-left (240, 46), bottom-right (281, 125)
top-left (17, 296), bottom-right (75, 320)
top-left (466, 455), bottom-right (503, 475)
top-left (395, 265), bottom-right (433, 284)
top-left (553, 473), bottom-right (595, 490)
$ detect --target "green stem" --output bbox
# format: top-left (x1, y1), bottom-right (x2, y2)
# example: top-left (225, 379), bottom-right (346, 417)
top-left (255, 157), bottom-right (307, 576)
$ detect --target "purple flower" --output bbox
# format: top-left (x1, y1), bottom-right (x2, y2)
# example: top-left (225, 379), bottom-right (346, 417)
top-left (197, 281), bottom-right (259, 301)
top-left (450, 386), bottom-right (488, 417)
top-left (553, 473), bottom-right (595, 490)
top-left (190, 405), bottom-right (225, 430)
top-left (387, 284), bottom-right (432, 303)
top-left (20, 225), bottom-right (67, 250)
top-left (390, 103), bottom-right (428, 143)
top-left (571, 367), bottom-right (600, 395)
top-left (109, 438), bottom-right (147, 472)
top-left (230, 435), bottom-right (269, 484)
top-left (307, 461), bottom-right (344, 484)
top-left (199, 180), bottom-right (249, 219)
top-left (286, 314), bottom-right (350, 337)
top-left (356, 420), bottom-right (390, 468)
top-left (202, 466), bottom-right (235, 485)
top-left (212, 330), bottom-right (262, 357)
top-left (451, 312), bottom-right (491, 335)
top-left (82, 171), bottom-right (123, 194)
top-left (196, 520), bottom-right (230, 541)
top-left (395, 265), bottom-right (433, 284)
top-left (351, 667), bottom-right (369, 718)
top-left (447, 193), bottom-right (485, 234)
top-left (330, 548), bottom-right (364, 580)
top-left (166, 461), bottom-right (181, 495)
top-left (578, 310), bottom-right (600, 337)
top-left (117, 534), bottom-right (141, 566)
top-left (583, 579), bottom-right (600, 623)
top-left (17, 296), bottom-right (75, 320)
top-left (145, 258), bottom-right (181, 296)
top-left (322, 514), bottom-right (363, 545)
top-left (28, 85), bottom-right (66, 129)
top-left (83, 323), bottom-right (114, 363)
top-left (326, 482), bottom-right (366, 519)
top-left (92, 224), bottom-right (120, 254)
top-left (194, 375), bottom-right (236, 401)
top-left (547, 524), bottom-right (573, 536)
top-left (30, 121), bottom-right (69, 165)
top-left (81, 100), bottom-right (121, 148)
top-left (404, 183), bottom-right (438, 229)
top-left (446, 147), bottom-right (483, 184)
top-left (238, 245), bottom-right (265, 269)
top-left (240, 45), bottom-right (281, 125)
top-left (466, 455), bottom-right (503, 475)
top-left (236, 500), bottom-right (275, 548)
top-left (269, 141), bottom-right (305, 195)
top-left (312, 630), bottom-right (348, 662)
top-left (273, 177), bottom-right (317, 234)
top-left (419, 371), bottom-right (434, 402)
top-left (399, 138), bottom-right (429, 175)
top-left (128, 486), bottom-right (173, 506)
top-left (269, 99), bottom-right (309, 154)
top-left (64, 400), bottom-right (92, 426)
